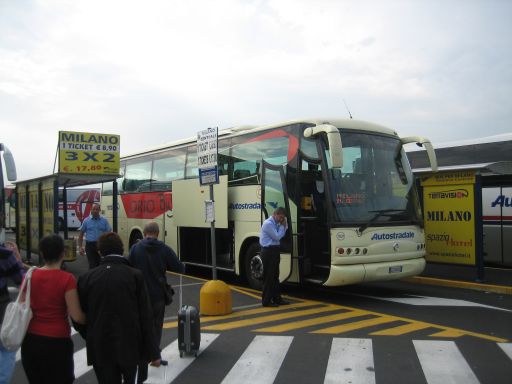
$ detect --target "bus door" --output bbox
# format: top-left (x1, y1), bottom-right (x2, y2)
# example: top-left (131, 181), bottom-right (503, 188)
top-left (261, 161), bottom-right (293, 283)
top-left (298, 157), bottom-right (330, 283)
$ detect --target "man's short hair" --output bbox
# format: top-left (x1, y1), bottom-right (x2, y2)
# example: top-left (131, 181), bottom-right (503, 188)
top-left (274, 207), bottom-right (286, 216)
top-left (39, 234), bottom-right (65, 263)
top-left (143, 221), bottom-right (160, 235)
top-left (97, 232), bottom-right (124, 256)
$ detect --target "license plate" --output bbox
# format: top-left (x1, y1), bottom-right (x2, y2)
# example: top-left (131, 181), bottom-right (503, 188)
top-left (389, 265), bottom-right (403, 273)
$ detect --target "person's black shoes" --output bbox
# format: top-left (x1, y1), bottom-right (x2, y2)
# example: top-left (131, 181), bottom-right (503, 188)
top-left (275, 299), bottom-right (290, 305)
top-left (262, 302), bottom-right (279, 307)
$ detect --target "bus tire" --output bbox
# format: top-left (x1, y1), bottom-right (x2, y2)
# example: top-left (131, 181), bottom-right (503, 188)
top-left (244, 243), bottom-right (264, 291)
top-left (129, 230), bottom-right (143, 249)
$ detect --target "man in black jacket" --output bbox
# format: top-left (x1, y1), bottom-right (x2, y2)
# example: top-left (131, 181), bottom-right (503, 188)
top-left (128, 221), bottom-right (185, 381)
top-left (77, 232), bottom-right (161, 384)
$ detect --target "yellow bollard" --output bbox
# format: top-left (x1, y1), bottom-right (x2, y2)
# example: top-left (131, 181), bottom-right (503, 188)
top-left (199, 280), bottom-right (232, 315)
top-left (63, 238), bottom-right (77, 262)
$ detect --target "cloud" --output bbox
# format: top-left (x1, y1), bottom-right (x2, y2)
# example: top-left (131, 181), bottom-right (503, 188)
top-left (1, 0), bottom-right (511, 182)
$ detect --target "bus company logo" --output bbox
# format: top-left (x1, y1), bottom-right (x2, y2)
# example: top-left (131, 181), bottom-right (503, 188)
top-left (491, 194), bottom-right (512, 208)
top-left (229, 202), bottom-right (262, 210)
top-left (426, 210), bottom-right (472, 222)
top-left (370, 232), bottom-right (414, 240)
top-left (428, 189), bottom-right (468, 200)
top-left (336, 232), bottom-right (345, 241)
top-left (426, 233), bottom-right (450, 244)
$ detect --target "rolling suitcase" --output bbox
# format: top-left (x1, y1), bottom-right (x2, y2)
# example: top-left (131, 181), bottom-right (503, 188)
top-left (177, 275), bottom-right (201, 357)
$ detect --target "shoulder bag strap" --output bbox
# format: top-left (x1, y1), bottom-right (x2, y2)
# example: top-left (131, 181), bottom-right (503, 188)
top-left (15, 266), bottom-right (36, 305)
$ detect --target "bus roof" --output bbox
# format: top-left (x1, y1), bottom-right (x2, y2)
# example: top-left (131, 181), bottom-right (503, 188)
top-left (122, 118), bottom-right (398, 160)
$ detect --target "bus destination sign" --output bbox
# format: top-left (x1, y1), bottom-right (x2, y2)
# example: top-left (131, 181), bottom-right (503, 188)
top-left (197, 127), bottom-right (218, 185)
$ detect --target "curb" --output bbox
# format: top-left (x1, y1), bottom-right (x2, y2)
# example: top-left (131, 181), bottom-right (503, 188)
top-left (403, 276), bottom-right (512, 295)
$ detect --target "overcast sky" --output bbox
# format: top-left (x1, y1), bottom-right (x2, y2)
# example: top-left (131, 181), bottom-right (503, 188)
top-left (1, 0), bottom-right (511, 183)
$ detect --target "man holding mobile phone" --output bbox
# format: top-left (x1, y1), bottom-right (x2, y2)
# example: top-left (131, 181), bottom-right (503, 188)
top-left (259, 207), bottom-right (290, 307)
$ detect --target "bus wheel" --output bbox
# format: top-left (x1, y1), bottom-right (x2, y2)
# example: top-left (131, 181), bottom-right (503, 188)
top-left (129, 230), bottom-right (143, 249)
top-left (244, 243), bottom-right (264, 291)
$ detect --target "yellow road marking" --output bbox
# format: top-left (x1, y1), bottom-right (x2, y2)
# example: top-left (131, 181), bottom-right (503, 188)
top-left (403, 276), bottom-right (512, 295)
top-left (162, 280), bottom-right (509, 342)
top-left (254, 310), bottom-right (368, 333)
top-left (163, 301), bottom-right (315, 329)
top-left (430, 329), bottom-right (466, 338)
top-left (313, 316), bottom-right (398, 334)
top-left (370, 322), bottom-right (433, 336)
top-left (202, 305), bottom-right (341, 331)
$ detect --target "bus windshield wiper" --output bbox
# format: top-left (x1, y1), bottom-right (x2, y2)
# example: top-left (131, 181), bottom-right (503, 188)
top-left (358, 209), bottom-right (408, 234)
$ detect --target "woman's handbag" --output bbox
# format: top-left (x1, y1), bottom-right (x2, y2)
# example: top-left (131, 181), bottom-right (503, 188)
top-left (0, 266), bottom-right (36, 351)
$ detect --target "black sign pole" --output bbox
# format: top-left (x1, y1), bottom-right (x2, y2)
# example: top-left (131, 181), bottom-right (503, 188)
top-left (113, 180), bottom-right (118, 233)
top-left (210, 183), bottom-right (217, 280)
top-left (475, 174), bottom-right (485, 282)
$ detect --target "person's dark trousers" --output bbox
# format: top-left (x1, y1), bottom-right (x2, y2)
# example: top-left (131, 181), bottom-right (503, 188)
top-left (137, 299), bottom-right (165, 383)
top-left (85, 241), bottom-right (101, 269)
top-left (21, 333), bottom-right (74, 384)
top-left (261, 246), bottom-right (281, 305)
top-left (93, 363), bottom-right (137, 384)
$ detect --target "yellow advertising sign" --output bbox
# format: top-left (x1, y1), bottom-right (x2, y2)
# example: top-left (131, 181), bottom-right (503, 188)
top-left (29, 182), bottom-right (39, 254)
top-left (423, 178), bottom-right (476, 265)
top-left (58, 131), bottom-right (120, 175)
top-left (421, 170), bottom-right (475, 187)
top-left (41, 180), bottom-right (55, 236)
top-left (17, 188), bottom-right (27, 250)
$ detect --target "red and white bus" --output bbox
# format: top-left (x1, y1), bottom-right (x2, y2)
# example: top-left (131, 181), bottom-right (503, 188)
top-left (57, 188), bottom-right (101, 230)
top-left (102, 118), bottom-right (437, 289)
top-left (4, 187), bottom-right (100, 231)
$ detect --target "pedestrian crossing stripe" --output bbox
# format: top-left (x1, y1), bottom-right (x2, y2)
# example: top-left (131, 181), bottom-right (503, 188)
top-left (499, 342), bottom-right (512, 360)
top-left (146, 333), bottom-right (220, 383)
top-left (414, 340), bottom-right (480, 384)
top-left (143, 335), bottom-right (512, 384)
top-left (50, 334), bottom-right (511, 384)
top-left (221, 335), bottom-right (293, 384)
top-left (325, 338), bottom-right (375, 384)
top-left (162, 299), bottom-right (508, 342)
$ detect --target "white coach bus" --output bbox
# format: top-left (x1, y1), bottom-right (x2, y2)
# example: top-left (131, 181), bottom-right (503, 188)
top-left (102, 118), bottom-right (437, 289)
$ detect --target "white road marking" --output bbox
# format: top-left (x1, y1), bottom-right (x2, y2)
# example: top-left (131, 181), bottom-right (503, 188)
top-left (355, 294), bottom-right (511, 312)
top-left (221, 335), bottom-right (293, 384)
top-left (498, 343), bottom-right (512, 360)
top-left (413, 340), bottom-right (479, 384)
top-left (324, 338), bottom-right (375, 384)
top-left (145, 333), bottom-right (219, 384)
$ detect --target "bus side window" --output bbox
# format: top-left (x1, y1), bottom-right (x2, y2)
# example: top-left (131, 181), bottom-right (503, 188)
top-left (124, 159), bottom-right (152, 192)
top-left (152, 149), bottom-right (186, 191)
top-left (185, 146), bottom-right (199, 178)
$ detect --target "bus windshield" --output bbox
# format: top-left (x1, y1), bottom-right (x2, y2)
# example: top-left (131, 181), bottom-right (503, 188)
top-left (326, 131), bottom-right (421, 226)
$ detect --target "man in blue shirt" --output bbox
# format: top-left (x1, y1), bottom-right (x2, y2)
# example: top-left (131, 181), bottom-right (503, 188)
top-left (259, 207), bottom-right (290, 307)
top-left (78, 203), bottom-right (112, 269)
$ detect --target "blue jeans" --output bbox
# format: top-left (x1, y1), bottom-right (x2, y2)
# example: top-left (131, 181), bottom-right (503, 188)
top-left (0, 343), bottom-right (16, 384)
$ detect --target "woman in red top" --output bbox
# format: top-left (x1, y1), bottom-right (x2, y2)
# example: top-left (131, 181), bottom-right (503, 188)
top-left (21, 234), bottom-right (86, 384)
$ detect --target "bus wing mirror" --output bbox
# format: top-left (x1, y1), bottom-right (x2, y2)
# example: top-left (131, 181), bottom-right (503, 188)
top-left (401, 136), bottom-right (438, 172)
top-left (0, 144), bottom-right (17, 181)
top-left (304, 124), bottom-right (343, 168)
